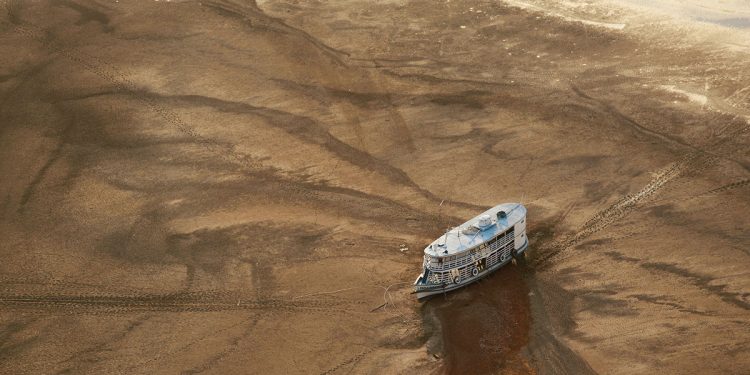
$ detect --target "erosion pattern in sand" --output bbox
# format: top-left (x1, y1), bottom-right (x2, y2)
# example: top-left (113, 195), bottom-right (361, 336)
top-left (0, 0), bottom-right (748, 374)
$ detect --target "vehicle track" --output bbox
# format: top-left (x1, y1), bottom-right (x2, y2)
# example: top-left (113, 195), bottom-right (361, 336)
top-left (650, 177), bottom-right (750, 205)
top-left (705, 178), bottom-right (750, 195)
top-left (0, 292), bottom-right (366, 315)
top-left (319, 347), bottom-right (374, 375)
top-left (533, 88), bottom-right (750, 268)
top-left (533, 152), bottom-right (700, 268)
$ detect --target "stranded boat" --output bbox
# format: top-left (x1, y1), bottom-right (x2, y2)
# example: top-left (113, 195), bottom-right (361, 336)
top-left (413, 203), bottom-right (528, 299)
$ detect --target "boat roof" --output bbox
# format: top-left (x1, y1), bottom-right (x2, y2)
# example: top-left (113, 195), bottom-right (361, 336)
top-left (424, 203), bottom-right (526, 257)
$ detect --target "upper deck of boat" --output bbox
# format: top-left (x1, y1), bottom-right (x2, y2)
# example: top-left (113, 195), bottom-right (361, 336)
top-left (424, 203), bottom-right (526, 257)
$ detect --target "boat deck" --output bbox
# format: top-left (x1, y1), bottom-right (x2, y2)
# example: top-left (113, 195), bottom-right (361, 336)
top-left (425, 203), bottom-right (526, 257)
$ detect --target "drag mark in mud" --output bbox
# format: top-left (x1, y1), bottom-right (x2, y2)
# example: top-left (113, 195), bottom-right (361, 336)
top-left (201, 0), bottom-right (351, 65)
top-left (640, 262), bottom-right (750, 311)
top-left (571, 85), bottom-right (701, 152)
top-left (571, 85), bottom-right (750, 173)
top-left (601, 251), bottom-right (750, 311)
top-left (1, 1), bottom-right (483, 221)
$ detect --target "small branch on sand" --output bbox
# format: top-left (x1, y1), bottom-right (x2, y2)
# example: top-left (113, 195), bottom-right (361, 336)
top-left (369, 302), bottom-right (386, 312)
top-left (380, 281), bottom-right (412, 311)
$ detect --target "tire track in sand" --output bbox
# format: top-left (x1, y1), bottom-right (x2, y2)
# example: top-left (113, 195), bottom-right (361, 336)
top-left (534, 152), bottom-right (701, 268)
top-left (0, 292), bottom-right (366, 315)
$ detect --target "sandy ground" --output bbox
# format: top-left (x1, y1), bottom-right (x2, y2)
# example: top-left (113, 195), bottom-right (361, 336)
top-left (0, 0), bottom-right (748, 374)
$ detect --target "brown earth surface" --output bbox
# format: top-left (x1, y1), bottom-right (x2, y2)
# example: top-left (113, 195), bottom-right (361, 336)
top-left (1, 0), bottom-right (748, 374)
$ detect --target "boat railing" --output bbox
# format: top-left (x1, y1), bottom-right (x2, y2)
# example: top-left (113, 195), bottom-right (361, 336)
top-left (422, 242), bottom-right (516, 285)
top-left (426, 231), bottom-right (515, 271)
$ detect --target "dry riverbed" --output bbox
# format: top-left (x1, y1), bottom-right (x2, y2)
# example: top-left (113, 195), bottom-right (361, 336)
top-left (1, 0), bottom-right (748, 374)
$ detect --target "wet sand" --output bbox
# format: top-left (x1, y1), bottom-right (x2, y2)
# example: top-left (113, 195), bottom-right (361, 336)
top-left (1, 0), bottom-right (749, 374)
top-left (426, 263), bottom-right (533, 374)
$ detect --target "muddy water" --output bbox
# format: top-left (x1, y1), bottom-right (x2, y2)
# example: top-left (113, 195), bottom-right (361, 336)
top-left (424, 262), bottom-right (533, 375)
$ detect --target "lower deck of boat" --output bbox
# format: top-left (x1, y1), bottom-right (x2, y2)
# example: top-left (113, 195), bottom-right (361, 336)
top-left (415, 240), bottom-right (528, 299)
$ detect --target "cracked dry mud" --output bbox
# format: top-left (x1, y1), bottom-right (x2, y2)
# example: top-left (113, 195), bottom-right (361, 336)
top-left (1, 0), bottom-right (748, 374)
